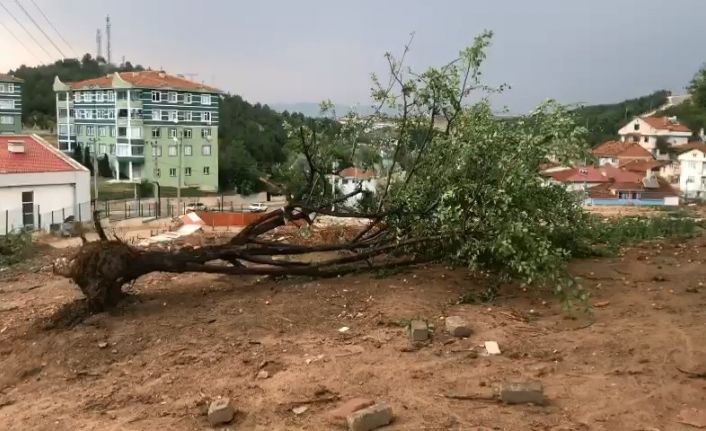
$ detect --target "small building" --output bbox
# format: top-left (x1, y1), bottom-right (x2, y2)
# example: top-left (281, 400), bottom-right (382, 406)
top-left (332, 167), bottom-right (378, 207)
top-left (592, 140), bottom-right (653, 166)
top-left (0, 135), bottom-right (90, 233)
top-left (676, 142), bottom-right (706, 198)
top-left (0, 73), bottom-right (23, 134)
top-left (618, 116), bottom-right (692, 154)
top-left (586, 176), bottom-right (679, 206)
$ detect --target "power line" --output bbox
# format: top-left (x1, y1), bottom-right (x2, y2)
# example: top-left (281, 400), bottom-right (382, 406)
top-left (0, 19), bottom-right (41, 62)
top-left (0, 1), bottom-right (53, 61)
top-left (13, 0), bottom-right (66, 58)
top-left (27, 0), bottom-right (76, 57)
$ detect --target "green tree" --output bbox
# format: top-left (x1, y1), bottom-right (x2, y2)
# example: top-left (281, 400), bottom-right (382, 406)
top-left (98, 155), bottom-right (113, 178)
top-left (689, 64), bottom-right (706, 109)
top-left (83, 146), bottom-right (93, 174)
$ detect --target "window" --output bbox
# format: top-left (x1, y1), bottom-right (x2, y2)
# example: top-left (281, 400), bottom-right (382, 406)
top-left (84, 92), bottom-right (93, 103)
top-left (130, 127), bottom-right (142, 139)
top-left (201, 94), bottom-right (211, 105)
top-left (77, 125), bottom-right (85, 135)
top-left (73, 92), bottom-right (80, 102)
top-left (57, 92), bottom-right (67, 101)
top-left (7, 84), bottom-right (13, 93)
top-left (22, 191), bottom-right (34, 227)
top-left (155, 168), bottom-right (161, 177)
top-left (185, 167), bottom-right (192, 176)
top-left (117, 90), bottom-right (127, 100)
top-left (58, 124), bottom-right (68, 134)
top-left (152, 145), bottom-right (162, 157)
top-left (99, 126), bottom-right (108, 137)
top-left (58, 108), bottom-right (68, 117)
top-left (152, 127), bottom-right (161, 138)
top-left (0, 116), bottom-right (13, 125)
top-left (202, 144), bottom-right (212, 156)
top-left (161, 110), bottom-right (169, 121)
top-left (169, 128), bottom-right (177, 138)
top-left (185, 111), bottom-right (193, 121)
top-left (107, 91), bottom-right (115, 101)
top-left (184, 128), bottom-right (192, 139)
top-left (0, 84), bottom-right (4, 92)
top-left (118, 127), bottom-right (127, 137)
top-left (184, 94), bottom-right (192, 104)
top-left (644, 136), bottom-right (649, 143)
top-left (203, 166), bottom-right (210, 175)
top-left (184, 145), bottom-right (192, 156)
top-left (152, 110), bottom-right (160, 121)
top-left (203, 111), bottom-right (212, 122)
top-left (169, 168), bottom-right (177, 177)
top-left (96, 91), bottom-right (104, 102)
top-left (633, 123), bottom-right (640, 131)
top-left (168, 92), bottom-right (177, 103)
top-left (152, 91), bottom-right (160, 102)
top-left (168, 145), bottom-right (177, 156)
top-left (201, 128), bottom-right (211, 139)
top-left (0, 100), bottom-right (14, 109)
top-left (86, 126), bottom-right (95, 136)
top-left (177, 111), bottom-right (185, 121)
top-left (110, 127), bottom-right (116, 137)
top-left (169, 111), bottom-right (177, 122)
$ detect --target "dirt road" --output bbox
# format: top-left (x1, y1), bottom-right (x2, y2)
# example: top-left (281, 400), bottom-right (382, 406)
top-left (0, 237), bottom-right (705, 430)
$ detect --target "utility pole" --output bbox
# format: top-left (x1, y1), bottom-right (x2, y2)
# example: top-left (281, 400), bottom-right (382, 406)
top-left (91, 137), bottom-right (98, 200)
top-left (173, 119), bottom-right (182, 215)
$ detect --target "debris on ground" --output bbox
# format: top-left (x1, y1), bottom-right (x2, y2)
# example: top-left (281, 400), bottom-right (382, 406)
top-left (207, 398), bottom-right (235, 426)
top-left (324, 397), bottom-right (375, 425)
top-left (593, 300), bottom-right (610, 308)
top-left (499, 380), bottom-right (544, 405)
top-left (408, 320), bottom-right (429, 342)
top-left (346, 402), bottom-right (393, 431)
top-left (484, 341), bottom-right (501, 355)
top-left (445, 315), bottom-right (472, 337)
top-left (292, 405), bottom-right (309, 415)
top-left (338, 326), bottom-right (350, 333)
top-left (256, 370), bottom-right (269, 379)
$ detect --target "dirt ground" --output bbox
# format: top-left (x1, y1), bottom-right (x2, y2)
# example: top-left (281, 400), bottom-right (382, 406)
top-left (1, 236), bottom-right (706, 430)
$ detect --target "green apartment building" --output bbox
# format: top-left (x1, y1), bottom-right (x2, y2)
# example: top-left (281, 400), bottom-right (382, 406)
top-left (0, 73), bottom-right (23, 134)
top-left (53, 71), bottom-right (220, 191)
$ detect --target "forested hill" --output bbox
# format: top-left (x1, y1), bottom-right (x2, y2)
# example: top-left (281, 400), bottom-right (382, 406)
top-left (10, 54), bottom-right (144, 127)
top-left (572, 90), bottom-right (670, 145)
top-left (7, 54), bottom-right (324, 194)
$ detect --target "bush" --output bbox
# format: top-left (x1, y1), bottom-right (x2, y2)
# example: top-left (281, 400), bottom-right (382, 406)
top-left (0, 231), bottom-right (32, 267)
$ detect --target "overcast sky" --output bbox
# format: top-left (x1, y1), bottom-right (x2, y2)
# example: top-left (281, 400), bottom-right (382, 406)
top-left (1, 0), bottom-right (705, 113)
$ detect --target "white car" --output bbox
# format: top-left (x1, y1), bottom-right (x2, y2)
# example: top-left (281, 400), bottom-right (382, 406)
top-left (185, 202), bottom-right (208, 212)
top-left (247, 202), bottom-right (268, 212)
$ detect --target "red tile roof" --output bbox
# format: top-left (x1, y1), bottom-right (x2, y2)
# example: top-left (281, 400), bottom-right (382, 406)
top-left (599, 166), bottom-right (644, 183)
top-left (641, 116), bottom-right (691, 133)
top-left (587, 177), bottom-right (677, 199)
top-left (68, 71), bottom-right (219, 92)
top-left (0, 135), bottom-right (85, 174)
top-left (544, 166), bottom-right (610, 183)
top-left (675, 142), bottom-right (706, 155)
top-left (592, 140), bottom-right (652, 159)
top-left (339, 167), bottom-right (377, 179)
top-left (619, 159), bottom-right (666, 172)
top-left (0, 73), bottom-right (23, 83)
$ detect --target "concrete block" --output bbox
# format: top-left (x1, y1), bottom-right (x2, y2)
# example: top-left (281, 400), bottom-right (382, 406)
top-left (347, 402), bottom-right (393, 431)
top-left (324, 397), bottom-right (375, 425)
top-left (445, 316), bottom-right (471, 337)
top-left (408, 320), bottom-right (429, 342)
top-left (500, 380), bottom-right (544, 405)
top-left (208, 398), bottom-right (235, 426)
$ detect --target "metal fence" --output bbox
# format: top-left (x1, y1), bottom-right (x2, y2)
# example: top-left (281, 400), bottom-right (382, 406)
top-left (0, 201), bottom-right (93, 236)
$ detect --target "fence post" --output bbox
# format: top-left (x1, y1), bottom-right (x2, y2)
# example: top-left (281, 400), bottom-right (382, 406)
top-left (220, 193), bottom-right (224, 211)
top-left (4, 209), bottom-right (7, 235)
top-left (105, 201), bottom-right (109, 218)
top-left (138, 197), bottom-right (141, 217)
top-left (62, 208), bottom-right (65, 221)
top-left (78, 204), bottom-right (82, 222)
top-left (37, 205), bottom-right (41, 231)
top-left (230, 201), bottom-right (233, 212)
top-left (167, 198), bottom-right (171, 217)
top-left (124, 201), bottom-right (127, 220)
top-left (51, 211), bottom-right (54, 226)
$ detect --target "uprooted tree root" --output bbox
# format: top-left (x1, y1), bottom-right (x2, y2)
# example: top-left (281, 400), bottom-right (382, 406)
top-left (55, 207), bottom-right (440, 313)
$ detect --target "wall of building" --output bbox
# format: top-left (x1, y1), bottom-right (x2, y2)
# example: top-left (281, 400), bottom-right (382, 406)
top-left (678, 149), bottom-right (706, 197)
top-left (0, 170), bottom-right (91, 231)
top-left (0, 81), bottom-right (22, 134)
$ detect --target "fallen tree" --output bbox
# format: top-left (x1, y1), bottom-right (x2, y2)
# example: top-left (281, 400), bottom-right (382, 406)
top-left (56, 32), bottom-right (594, 312)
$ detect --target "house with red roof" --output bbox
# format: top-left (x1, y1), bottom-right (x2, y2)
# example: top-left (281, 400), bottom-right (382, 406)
top-left (330, 167), bottom-right (379, 207)
top-left (592, 140), bottom-right (653, 167)
top-left (0, 134), bottom-right (90, 233)
top-left (676, 143), bottom-right (706, 199)
top-left (618, 116), bottom-right (692, 154)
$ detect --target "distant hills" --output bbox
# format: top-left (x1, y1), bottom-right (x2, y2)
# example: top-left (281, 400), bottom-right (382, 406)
top-left (269, 102), bottom-right (385, 118)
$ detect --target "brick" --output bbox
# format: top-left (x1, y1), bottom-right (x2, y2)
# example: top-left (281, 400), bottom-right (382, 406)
top-left (347, 402), bottom-right (393, 431)
top-left (499, 380), bottom-right (544, 405)
top-left (324, 397), bottom-right (375, 425)
top-left (207, 398), bottom-right (235, 426)
top-left (445, 316), bottom-right (471, 337)
top-left (408, 320), bottom-right (429, 342)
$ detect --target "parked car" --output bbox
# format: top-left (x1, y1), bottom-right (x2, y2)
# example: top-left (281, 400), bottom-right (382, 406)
top-left (247, 202), bottom-right (268, 212)
top-left (185, 202), bottom-right (208, 212)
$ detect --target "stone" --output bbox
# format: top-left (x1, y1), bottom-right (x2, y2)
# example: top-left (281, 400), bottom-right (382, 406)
top-left (408, 320), bottom-right (429, 342)
top-left (292, 405), bottom-right (308, 415)
top-left (324, 397), bottom-right (375, 425)
top-left (207, 398), bottom-right (235, 426)
top-left (484, 341), bottom-right (501, 355)
top-left (499, 380), bottom-right (545, 405)
top-left (256, 370), bottom-right (269, 379)
top-left (445, 316), bottom-right (472, 337)
top-left (97, 341), bottom-right (108, 349)
top-left (346, 402), bottom-right (393, 431)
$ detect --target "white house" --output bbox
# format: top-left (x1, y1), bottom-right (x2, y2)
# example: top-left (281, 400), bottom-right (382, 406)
top-left (618, 116), bottom-right (692, 154)
top-left (331, 167), bottom-right (378, 207)
top-left (0, 134), bottom-right (90, 233)
top-left (676, 143), bottom-right (706, 198)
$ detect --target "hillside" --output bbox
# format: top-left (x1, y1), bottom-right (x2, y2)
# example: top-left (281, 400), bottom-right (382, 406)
top-left (572, 90), bottom-right (670, 145)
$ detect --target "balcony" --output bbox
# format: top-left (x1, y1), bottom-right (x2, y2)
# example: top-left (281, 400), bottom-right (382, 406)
top-left (115, 144), bottom-right (145, 158)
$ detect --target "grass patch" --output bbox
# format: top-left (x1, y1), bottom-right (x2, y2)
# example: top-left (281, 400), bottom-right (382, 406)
top-left (0, 230), bottom-right (32, 267)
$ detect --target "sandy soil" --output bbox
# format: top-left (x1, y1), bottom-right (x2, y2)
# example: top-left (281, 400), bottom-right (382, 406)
top-left (1, 236), bottom-right (706, 430)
